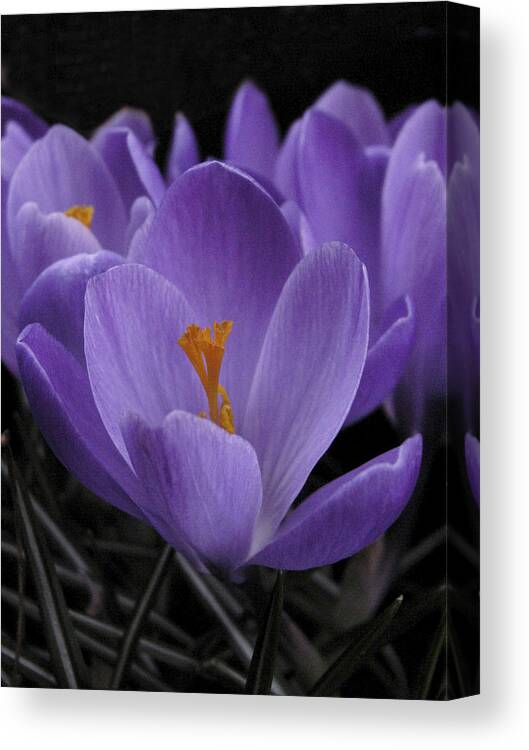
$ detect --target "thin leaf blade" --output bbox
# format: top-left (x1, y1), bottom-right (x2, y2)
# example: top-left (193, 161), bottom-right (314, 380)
top-left (5, 446), bottom-right (86, 688)
top-left (416, 612), bottom-right (447, 699)
top-left (309, 594), bottom-right (403, 697)
top-left (245, 570), bottom-right (284, 695)
top-left (110, 543), bottom-right (174, 689)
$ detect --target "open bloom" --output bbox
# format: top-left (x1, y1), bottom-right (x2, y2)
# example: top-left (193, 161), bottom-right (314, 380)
top-left (167, 81), bottom-right (419, 425)
top-left (1, 97), bottom-right (164, 373)
top-left (17, 161), bottom-right (422, 574)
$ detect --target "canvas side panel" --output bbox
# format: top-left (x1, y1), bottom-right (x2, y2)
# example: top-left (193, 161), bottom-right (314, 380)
top-left (447, 0), bottom-right (480, 700)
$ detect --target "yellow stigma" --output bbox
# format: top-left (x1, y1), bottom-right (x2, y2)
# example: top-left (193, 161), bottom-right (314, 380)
top-left (178, 321), bottom-right (235, 434)
top-left (64, 204), bottom-right (94, 229)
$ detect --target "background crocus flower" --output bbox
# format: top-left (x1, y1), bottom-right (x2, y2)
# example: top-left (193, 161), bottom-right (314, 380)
top-left (276, 93), bottom-right (479, 436)
top-left (91, 106), bottom-right (157, 156)
top-left (1, 99), bottom-right (164, 374)
top-left (224, 81), bottom-right (280, 183)
top-left (288, 105), bottom-right (416, 426)
top-left (275, 81), bottom-right (417, 205)
top-left (382, 101), bottom-right (479, 435)
top-left (447, 106), bottom-right (480, 435)
top-left (90, 114), bottom-right (165, 215)
top-left (166, 112), bottom-right (201, 183)
top-left (2, 96), bottom-right (49, 181)
top-left (17, 161), bottom-right (422, 575)
top-left (378, 101), bottom-right (447, 434)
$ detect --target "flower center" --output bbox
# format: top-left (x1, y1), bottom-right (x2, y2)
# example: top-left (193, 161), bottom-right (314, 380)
top-left (178, 321), bottom-right (235, 434)
top-left (64, 204), bottom-right (94, 229)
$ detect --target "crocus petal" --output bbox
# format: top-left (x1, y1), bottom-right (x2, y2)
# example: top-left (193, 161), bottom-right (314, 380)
top-left (92, 107), bottom-right (155, 155)
top-left (465, 433), bottom-right (480, 506)
top-left (346, 296), bottom-right (415, 425)
top-left (1, 177), bottom-right (22, 374)
top-left (224, 81), bottom-right (280, 182)
top-left (1, 263), bottom-right (21, 375)
top-left (19, 250), bottom-right (124, 365)
top-left (385, 100), bottom-right (446, 181)
top-left (472, 297), bottom-right (480, 361)
top-left (3, 202), bottom-right (102, 372)
top-left (448, 101), bottom-right (480, 175)
top-left (1, 307), bottom-right (20, 374)
top-left (94, 127), bottom-right (165, 211)
top-left (275, 119), bottom-right (301, 202)
top-left (249, 435), bottom-right (422, 570)
top-left (314, 80), bottom-right (389, 147)
top-left (448, 159), bottom-right (479, 292)
top-left (167, 113), bottom-right (200, 182)
top-left (2, 96), bottom-right (48, 139)
top-left (12, 202), bottom-right (102, 295)
top-left (123, 410), bottom-right (262, 570)
top-left (84, 264), bottom-right (202, 463)
top-left (125, 196), bottom-right (155, 261)
top-left (448, 158), bottom-right (479, 427)
top-left (7, 125), bottom-right (128, 252)
top-left (382, 147), bottom-right (446, 431)
top-left (141, 161), bottom-right (300, 424)
top-left (281, 200), bottom-right (317, 256)
top-left (382, 157), bottom-right (446, 310)
top-left (297, 110), bottom-right (388, 282)
top-left (16, 323), bottom-right (143, 518)
top-left (204, 155), bottom-right (285, 202)
top-left (243, 242), bottom-right (370, 542)
top-left (2, 121), bottom-right (33, 181)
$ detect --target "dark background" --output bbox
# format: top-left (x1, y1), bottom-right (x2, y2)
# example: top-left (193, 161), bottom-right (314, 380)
top-left (2, 3), bottom-right (479, 161)
top-left (2, 3), bottom-right (480, 697)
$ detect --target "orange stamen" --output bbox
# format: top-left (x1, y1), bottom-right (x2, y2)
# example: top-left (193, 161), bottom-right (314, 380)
top-left (178, 321), bottom-right (235, 434)
top-left (64, 204), bottom-right (94, 229)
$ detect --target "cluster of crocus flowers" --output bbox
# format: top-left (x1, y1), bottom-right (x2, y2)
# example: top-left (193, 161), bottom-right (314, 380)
top-left (1, 97), bottom-right (165, 374)
top-left (170, 80), bottom-right (479, 439)
top-left (4, 81), bottom-right (471, 575)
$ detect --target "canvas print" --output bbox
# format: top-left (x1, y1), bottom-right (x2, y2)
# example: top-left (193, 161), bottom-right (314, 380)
top-left (1, 3), bottom-right (479, 699)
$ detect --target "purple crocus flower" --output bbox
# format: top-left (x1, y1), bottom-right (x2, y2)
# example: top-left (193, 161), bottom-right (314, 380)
top-left (448, 107), bottom-right (480, 434)
top-left (277, 93), bottom-right (478, 435)
top-left (91, 106), bottom-right (157, 156)
top-left (164, 82), bottom-right (420, 425)
top-left (270, 84), bottom-right (419, 426)
top-left (2, 97), bottom-right (48, 181)
top-left (383, 100), bottom-right (479, 434)
top-left (1, 98), bottom-right (164, 374)
top-left (17, 161), bottom-right (422, 574)
top-left (166, 112), bottom-right (201, 184)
